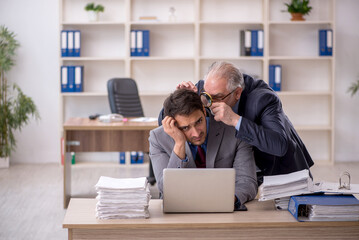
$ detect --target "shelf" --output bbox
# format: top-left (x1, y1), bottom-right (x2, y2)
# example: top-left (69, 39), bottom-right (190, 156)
top-left (62, 22), bottom-right (125, 26)
top-left (61, 57), bottom-right (125, 61)
top-left (269, 56), bottom-right (333, 60)
top-left (131, 21), bottom-right (194, 26)
top-left (200, 57), bottom-right (264, 61)
top-left (200, 21), bottom-right (263, 25)
top-left (130, 57), bottom-right (194, 61)
top-left (269, 21), bottom-right (333, 25)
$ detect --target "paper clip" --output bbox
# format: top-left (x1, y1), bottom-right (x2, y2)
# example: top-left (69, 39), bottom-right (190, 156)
top-left (338, 171), bottom-right (351, 190)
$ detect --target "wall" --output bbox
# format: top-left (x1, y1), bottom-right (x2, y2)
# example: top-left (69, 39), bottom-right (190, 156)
top-left (335, 0), bottom-right (359, 161)
top-left (0, 0), bottom-right (358, 163)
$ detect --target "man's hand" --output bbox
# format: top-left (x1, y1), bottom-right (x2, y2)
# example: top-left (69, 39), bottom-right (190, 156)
top-left (176, 81), bottom-right (198, 93)
top-left (211, 102), bottom-right (240, 127)
top-left (162, 116), bottom-right (186, 159)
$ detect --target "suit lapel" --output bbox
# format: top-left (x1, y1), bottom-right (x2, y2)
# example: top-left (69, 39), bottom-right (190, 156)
top-left (206, 115), bottom-right (225, 168)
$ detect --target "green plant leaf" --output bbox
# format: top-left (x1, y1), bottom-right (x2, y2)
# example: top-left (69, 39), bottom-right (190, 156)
top-left (348, 80), bottom-right (359, 97)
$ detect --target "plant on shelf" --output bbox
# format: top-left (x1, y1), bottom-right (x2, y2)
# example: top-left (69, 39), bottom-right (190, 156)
top-left (284, 0), bottom-right (312, 21)
top-left (84, 3), bottom-right (105, 22)
top-left (348, 79), bottom-right (359, 97)
top-left (0, 25), bottom-right (40, 167)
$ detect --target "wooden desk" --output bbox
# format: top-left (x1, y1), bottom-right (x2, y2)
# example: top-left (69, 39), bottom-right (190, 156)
top-left (63, 198), bottom-right (359, 240)
top-left (63, 118), bottom-right (158, 208)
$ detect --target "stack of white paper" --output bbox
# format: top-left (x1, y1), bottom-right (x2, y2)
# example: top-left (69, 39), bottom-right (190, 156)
top-left (258, 169), bottom-right (312, 201)
top-left (95, 176), bottom-right (151, 219)
top-left (274, 196), bottom-right (291, 210)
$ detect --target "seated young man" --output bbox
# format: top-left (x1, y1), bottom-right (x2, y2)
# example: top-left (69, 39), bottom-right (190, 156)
top-left (149, 89), bottom-right (257, 207)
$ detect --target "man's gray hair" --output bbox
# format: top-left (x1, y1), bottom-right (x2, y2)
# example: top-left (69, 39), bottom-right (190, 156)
top-left (204, 61), bottom-right (245, 91)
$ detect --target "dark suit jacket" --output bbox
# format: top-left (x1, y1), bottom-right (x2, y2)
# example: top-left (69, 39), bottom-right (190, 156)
top-left (196, 74), bottom-right (314, 176)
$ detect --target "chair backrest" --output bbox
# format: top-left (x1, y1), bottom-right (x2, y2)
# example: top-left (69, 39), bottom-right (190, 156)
top-left (107, 78), bottom-right (144, 117)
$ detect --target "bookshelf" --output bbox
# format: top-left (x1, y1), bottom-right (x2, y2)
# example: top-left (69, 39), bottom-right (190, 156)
top-left (59, 0), bottom-right (335, 164)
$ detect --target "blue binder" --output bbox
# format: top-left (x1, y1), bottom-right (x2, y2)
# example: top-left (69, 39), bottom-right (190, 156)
top-left (288, 194), bottom-right (359, 222)
top-left (326, 29), bottom-right (333, 56)
top-left (119, 152), bottom-right (126, 164)
top-left (257, 30), bottom-right (264, 56)
top-left (67, 31), bottom-right (74, 57)
top-left (269, 65), bottom-right (281, 91)
top-left (142, 30), bottom-right (150, 57)
top-left (74, 66), bottom-right (83, 92)
top-left (61, 66), bottom-right (69, 92)
top-left (67, 66), bottom-right (75, 92)
top-left (61, 30), bottom-right (68, 57)
top-left (319, 29), bottom-right (327, 56)
top-left (136, 30), bottom-right (143, 56)
top-left (250, 30), bottom-right (258, 56)
top-left (74, 30), bottom-right (81, 57)
top-left (130, 30), bottom-right (137, 56)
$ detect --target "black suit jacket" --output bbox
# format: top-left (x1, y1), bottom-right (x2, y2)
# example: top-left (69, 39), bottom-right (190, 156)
top-left (196, 74), bottom-right (314, 176)
top-left (158, 74), bottom-right (314, 177)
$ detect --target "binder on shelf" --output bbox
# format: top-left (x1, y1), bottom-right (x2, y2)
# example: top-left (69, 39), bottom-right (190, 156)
top-left (269, 65), bottom-right (281, 91)
top-left (319, 29), bottom-right (333, 56)
top-left (67, 31), bottom-right (74, 57)
top-left (288, 194), bottom-right (359, 222)
top-left (74, 66), bottom-right (83, 92)
top-left (130, 30), bottom-right (137, 56)
top-left (74, 30), bottom-right (81, 57)
top-left (61, 30), bottom-right (68, 57)
top-left (326, 29), bottom-right (333, 56)
top-left (67, 66), bottom-right (75, 92)
top-left (61, 66), bottom-right (69, 92)
top-left (250, 30), bottom-right (258, 56)
top-left (244, 30), bottom-right (251, 56)
top-left (239, 30), bottom-right (245, 56)
top-left (142, 30), bottom-right (150, 57)
top-left (136, 30), bottom-right (143, 56)
top-left (257, 30), bottom-right (264, 56)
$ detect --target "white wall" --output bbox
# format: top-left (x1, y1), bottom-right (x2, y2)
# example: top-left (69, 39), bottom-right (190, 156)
top-left (0, 0), bottom-right (358, 164)
top-left (0, 0), bottom-right (60, 163)
top-left (334, 0), bottom-right (359, 161)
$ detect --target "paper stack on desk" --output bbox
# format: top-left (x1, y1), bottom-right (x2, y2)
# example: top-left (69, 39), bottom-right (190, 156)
top-left (95, 176), bottom-right (151, 219)
top-left (258, 169), bottom-right (313, 201)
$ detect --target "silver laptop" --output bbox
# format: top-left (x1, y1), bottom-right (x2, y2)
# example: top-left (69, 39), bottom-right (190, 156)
top-left (162, 168), bottom-right (235, 213)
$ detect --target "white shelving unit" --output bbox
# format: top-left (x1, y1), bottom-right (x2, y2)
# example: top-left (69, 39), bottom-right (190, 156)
top-left (59, 0), bottom-right (335, 164)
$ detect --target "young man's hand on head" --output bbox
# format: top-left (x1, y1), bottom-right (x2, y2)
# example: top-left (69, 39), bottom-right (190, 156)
top-left (162, 116), bottom-right (186, 159)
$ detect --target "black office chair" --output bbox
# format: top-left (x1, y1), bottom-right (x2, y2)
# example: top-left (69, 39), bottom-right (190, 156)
top-left (107, 78), bottom-right (144, 117)
top-left (107, 78), bottom-right (156, 185)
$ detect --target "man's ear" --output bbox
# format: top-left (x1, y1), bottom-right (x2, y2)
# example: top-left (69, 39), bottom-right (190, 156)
top-left (235, 87), bottom-right (243, 100)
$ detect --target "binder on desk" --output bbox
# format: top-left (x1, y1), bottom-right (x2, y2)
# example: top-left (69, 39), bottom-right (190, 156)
top-left (288, 194), bottom-right (359, 222)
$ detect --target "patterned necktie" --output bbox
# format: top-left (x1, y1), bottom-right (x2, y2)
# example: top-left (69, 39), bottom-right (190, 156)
top-left (195, 145), bottom-right (206, 168)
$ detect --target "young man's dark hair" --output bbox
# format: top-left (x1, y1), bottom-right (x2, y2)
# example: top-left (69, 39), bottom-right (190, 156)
top-left (163, 89), bottom-right (204, 118)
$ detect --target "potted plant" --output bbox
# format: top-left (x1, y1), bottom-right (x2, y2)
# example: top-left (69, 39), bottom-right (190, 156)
top-left (284, 0), bottom-right (312, 21)
top-left (0, 26), bottom-right (40, 168)
top-left (348, 79), bottom-right (359, 97)
top-left (85, 3), bottom-right (105, 22)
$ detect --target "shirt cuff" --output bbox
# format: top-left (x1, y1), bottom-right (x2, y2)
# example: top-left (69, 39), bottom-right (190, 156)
top-left (235, 117), bottom-right (242, 131)
top-left (182, 156), bottom-right (189, 162)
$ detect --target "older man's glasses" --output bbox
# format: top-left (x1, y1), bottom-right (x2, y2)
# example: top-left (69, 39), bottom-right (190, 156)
top-left (200, 89), bottom-right (236, 107)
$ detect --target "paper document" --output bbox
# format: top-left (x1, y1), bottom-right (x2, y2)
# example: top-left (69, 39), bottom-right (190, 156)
top-left (129, 117), bottom-right (157, 122)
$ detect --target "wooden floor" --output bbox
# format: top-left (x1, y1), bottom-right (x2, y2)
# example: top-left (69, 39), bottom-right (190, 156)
top-left (0, 162), bottom-right (358, 240)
